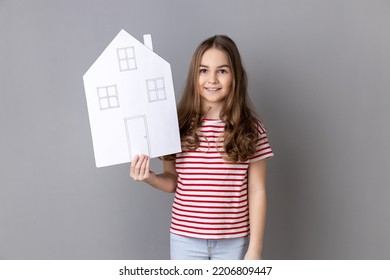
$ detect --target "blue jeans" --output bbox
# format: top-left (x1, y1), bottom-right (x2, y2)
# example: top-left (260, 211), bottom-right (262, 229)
top-left (170, 233), bottom-right (249, 260)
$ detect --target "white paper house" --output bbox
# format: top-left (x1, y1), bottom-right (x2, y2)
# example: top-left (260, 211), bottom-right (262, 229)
top-left (83, 29), bottom-right (181, 167)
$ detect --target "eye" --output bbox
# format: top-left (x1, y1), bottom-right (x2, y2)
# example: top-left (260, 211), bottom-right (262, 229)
top-left (199, 68), bottom-right (208, 74)
top-left (218, 68), bottom-right (229, 74)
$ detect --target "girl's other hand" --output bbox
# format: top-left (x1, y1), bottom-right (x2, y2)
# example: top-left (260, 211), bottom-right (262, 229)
top-left (129, 154), bottom-right (155, 182)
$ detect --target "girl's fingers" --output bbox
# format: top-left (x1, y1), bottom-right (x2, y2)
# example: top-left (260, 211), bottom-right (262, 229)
top-left (130, 154), bottom-right (150, 180)
top-left (139, 155), bottom-right (149, 178)
top-left (134, 155), bottom-right (144, 179)
top-left (130, 155), bottom-right (140, 179)
top-left (145, 155), bottom-right (150, 177)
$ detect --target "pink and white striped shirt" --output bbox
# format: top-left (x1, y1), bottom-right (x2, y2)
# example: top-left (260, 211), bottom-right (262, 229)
top-left (170, 118), bottom-right (274, 239)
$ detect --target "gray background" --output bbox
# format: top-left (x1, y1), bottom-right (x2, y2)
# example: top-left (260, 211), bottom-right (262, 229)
top-left (1, 0), bottom-right (389, 259)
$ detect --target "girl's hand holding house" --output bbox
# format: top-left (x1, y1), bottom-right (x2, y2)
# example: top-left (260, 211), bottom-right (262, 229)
top-left (129, 155), bottom-right (177, 193)
top-left (130, 155), bottom-right (155, 182)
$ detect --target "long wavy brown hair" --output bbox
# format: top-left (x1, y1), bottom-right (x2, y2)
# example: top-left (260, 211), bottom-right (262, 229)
top-left (167, 35), bottom-right (261, 162)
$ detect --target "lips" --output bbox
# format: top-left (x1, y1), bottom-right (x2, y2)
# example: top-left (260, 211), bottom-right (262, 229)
top-left (204, 87), bottom-right (221, 92)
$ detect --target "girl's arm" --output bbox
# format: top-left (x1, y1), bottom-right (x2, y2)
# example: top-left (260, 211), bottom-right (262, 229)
top-left (130, 155), bottom-right (177, 193)
top-left (245, 159), bottom-right (267, 260)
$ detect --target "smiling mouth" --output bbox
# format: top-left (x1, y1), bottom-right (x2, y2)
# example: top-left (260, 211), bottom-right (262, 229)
top-left (205, 87), bottom-right (221, 92)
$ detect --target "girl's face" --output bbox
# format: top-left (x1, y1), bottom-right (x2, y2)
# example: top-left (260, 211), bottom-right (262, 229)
top-left (198, 47), bottom-right (233, 112)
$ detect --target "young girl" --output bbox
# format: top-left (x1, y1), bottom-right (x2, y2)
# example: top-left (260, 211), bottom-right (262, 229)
top-left (130, 35), bottom-right (273, 260)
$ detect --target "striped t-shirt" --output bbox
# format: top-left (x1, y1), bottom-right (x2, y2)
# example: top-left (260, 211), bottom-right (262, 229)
top-left (170, 118), bottom-right (274, 239)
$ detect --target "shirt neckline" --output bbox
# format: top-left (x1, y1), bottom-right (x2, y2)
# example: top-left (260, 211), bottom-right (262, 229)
top-left (203, 118), bottom-right (223, 122)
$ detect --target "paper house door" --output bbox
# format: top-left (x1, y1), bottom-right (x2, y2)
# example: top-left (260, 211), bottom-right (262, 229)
top-left (125, 115), bottom-right (151, 159)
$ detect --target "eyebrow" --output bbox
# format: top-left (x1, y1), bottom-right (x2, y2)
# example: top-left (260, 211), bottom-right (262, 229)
top-left (200, 64), bottom-right (230, 68)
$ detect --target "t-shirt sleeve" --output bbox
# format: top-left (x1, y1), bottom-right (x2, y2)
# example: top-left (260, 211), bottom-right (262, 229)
top-left (248, 122), bottom-right (274, 163)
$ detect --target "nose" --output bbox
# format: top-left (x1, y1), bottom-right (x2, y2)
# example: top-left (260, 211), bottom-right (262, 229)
top-left (208, 73), bottom-right (218, 84)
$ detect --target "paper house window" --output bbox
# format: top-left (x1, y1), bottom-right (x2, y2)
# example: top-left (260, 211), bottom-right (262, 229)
top-left (97, 85), bottom-right (120, 110)
top-left (146, 77), bottom-right (166, 102)
top-left (117, 46), bottom-right (137, 71)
